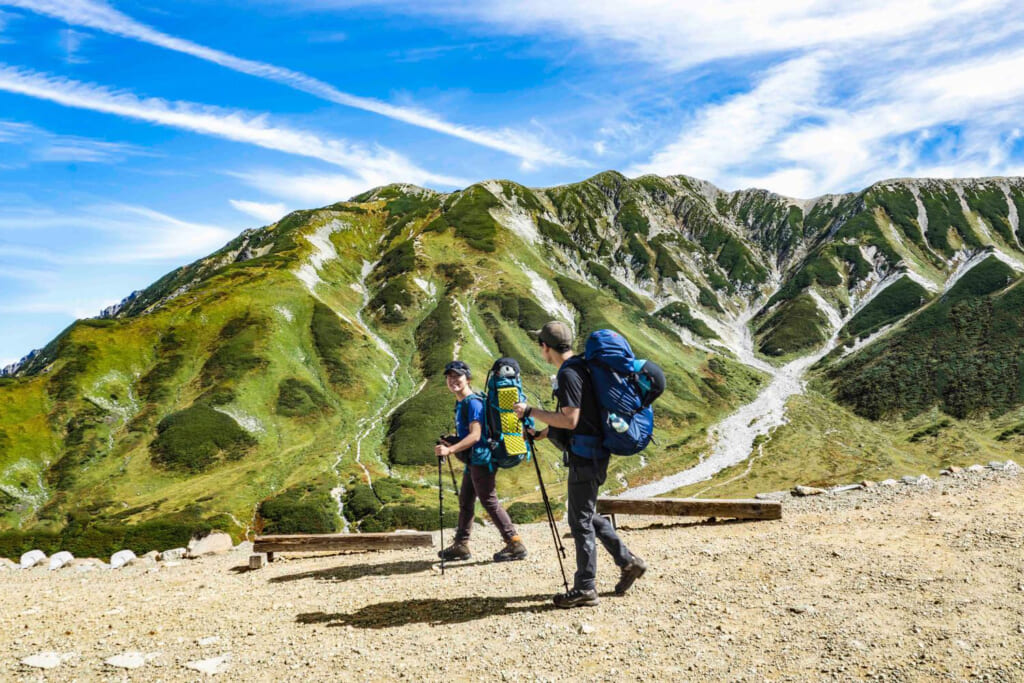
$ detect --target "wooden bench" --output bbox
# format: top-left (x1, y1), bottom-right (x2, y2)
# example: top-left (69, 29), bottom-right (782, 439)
top-left (250, 532), bottom-right (433, 568)
top-left (596, 497), bottom-right (782, 527)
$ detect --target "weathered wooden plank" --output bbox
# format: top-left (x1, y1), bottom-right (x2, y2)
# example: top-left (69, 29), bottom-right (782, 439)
top-left (249, 553), bottom-right (267, 570)
top-left (596, 497), bottom-right (782, 520)
top-left (253, 532), bottom-right (433, 554)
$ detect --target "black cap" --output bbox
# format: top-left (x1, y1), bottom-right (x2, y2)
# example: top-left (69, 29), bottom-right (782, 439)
top-left (444, 360), bottom-right (472, 378)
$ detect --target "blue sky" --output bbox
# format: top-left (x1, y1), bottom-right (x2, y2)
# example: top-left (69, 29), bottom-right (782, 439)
top-left (2, 0), bottom-right (1024, 366)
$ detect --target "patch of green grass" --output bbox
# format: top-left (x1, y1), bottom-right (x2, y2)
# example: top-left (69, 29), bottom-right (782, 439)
top-left (276, 378), bottom-right (331, 417)
top-left (756, 293), bottom-right (829, 357)
top-left (834, 211), bottom-right (901, 265)
top-left (311, 300), bottom-right (355, 384)
top-left (871, 187), bottom-right (924, 245)
top-left (555, 276), bottom-right (613, 341)
top-left (48, 340), bottom-right (97, 401)
top-left (841, 276), bottom-right (930, 339)
top-left (653, 241), bottom-right (682, 279)
top-left (716, 237), bottom-right (769, 285)
top-left (506, 501), bottom-right (550, 524)
top-left (829, 257), bottom-right (1022, 419)
top-left (201, 314), bottom-right (267, 389)
top-left (444, 185), bottom-right (500, 252)
top-left (435, 263), bottom-right (474, 294)
top-left (372, 239), bottom-right (417, 283)
top-left (909, 419), bottom-right (951, 442)
top-left (616, 199), bottom-right (650, 236)
top-left (920, 189), bottom-right (980, 255)
top-left (367, 277), bottom-right (415, 324)
top-left (656, 302), bottom-right (719, 339)
top-left (387, 379), bottom-right (453, 466)
top-left (415, 297), bottom-right (456, 374)
top-left (833, 244), bottom-right (873, 280)
top-left (537, 216), bottom-right (575, 248)
top-left (360, 504), bottom-right (458, 532)
top-left (343, 483), bottom-right (382, 521)
top-left (698, 286), bottom-right (724, 313)
top-left (996, 422), bottom-right (1024, 441)
top-left (624, 233), bottom-right (653, 277)
top-left (260, 482), bottom-right (338, 534)
top-left (150, 404), bottom-right (257, 473)
top-left (586, 262), bottom-right (645, 308)
top-left (964, 186), bottom-right (1014, 245)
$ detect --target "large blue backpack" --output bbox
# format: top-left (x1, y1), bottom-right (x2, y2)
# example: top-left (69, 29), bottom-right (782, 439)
top-left (582, 329), bottom-right (665, 456)
top-left (459, 357), bottom-right (535, 470)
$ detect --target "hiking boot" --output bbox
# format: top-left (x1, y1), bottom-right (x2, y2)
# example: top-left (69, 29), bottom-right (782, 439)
top-left (553, 588), bottom-right (599, 609)
top-left (438, 541), bottom-right (471, 561)
top-left (614, 554), bottom-right (647, 595)
top-left (493, 538), bottom-right (528, 562)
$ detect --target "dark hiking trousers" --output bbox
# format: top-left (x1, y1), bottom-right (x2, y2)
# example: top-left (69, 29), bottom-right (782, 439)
top-left (454, 464), bottom-right (518, 543)
top-left (566, 454), bottom-right (632, 591)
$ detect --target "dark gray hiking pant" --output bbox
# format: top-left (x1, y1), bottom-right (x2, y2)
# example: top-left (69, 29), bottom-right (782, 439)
top-left (454, 464), bottom-right (518, 543)
top-left (566, 454), bottom-right (632, 591)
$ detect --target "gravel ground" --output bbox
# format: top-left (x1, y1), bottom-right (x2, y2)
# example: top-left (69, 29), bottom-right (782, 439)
top-left (2, 466), bottom-right (1023, 681)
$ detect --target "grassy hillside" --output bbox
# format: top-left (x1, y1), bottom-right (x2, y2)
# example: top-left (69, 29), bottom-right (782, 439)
top-left (2, 173), bottom-right (1024, 554)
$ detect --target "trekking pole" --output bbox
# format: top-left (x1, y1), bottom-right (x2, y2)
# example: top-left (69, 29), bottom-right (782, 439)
top-left (526, 430), bottom-right (569, 592)
top-left (438, 455), bottom-right (445, 576)
top-left (445, 454), bottom-right (459, 493)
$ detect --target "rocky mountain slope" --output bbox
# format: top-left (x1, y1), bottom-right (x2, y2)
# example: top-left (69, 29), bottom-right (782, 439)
top-left (1, 171), bottom-right (1023, 554)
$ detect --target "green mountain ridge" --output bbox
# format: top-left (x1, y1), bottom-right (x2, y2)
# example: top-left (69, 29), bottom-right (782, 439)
top-left (2, 171), bottom-right (1023, 556)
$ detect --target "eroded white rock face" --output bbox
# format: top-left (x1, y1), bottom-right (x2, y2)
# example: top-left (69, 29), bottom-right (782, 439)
top-left (159, 547), bottom-right (186, 562)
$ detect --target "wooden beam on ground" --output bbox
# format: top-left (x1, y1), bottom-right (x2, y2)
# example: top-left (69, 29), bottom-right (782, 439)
top-left (596, 497), bottom-right (782, 521)
top-left (253, 532), bottom-right (434, 555)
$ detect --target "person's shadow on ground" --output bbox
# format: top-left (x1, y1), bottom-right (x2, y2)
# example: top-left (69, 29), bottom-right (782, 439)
top-left (296, 593), bottom-right (556, 629)
top-left (266, 558), bottom-right (490, 583)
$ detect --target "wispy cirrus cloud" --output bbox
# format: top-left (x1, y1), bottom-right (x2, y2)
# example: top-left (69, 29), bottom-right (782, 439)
top-left (228, 199), bottom-right (288, 223)
top-left (0, 202), bottom-right (237, 262)
top-left (228, 169), bottom-right (414, 207)
top-left (0, 64), bottom-right (467, 189)
top-left (1, 0), bottom-right (580, 168)
top-left (0, 119), bottom-right (147, 162)
top-left (334, 0), bottom-right (1024, 195)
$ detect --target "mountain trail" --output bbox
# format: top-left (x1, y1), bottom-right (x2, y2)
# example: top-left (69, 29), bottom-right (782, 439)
top-left (3, 469), bottom-right (1021, 680)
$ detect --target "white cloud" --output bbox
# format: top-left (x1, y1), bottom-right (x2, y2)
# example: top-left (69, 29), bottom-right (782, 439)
top-left (229, 169), bottom-right (410, 205)
top-left (0, 65), bottom-right (467, 190)
top-left (331, 0), bottom-right (1013, 72)
top-left (229, 199), bottom-right (288, 223)
top-left (0, 119), bottom-right (149, 162)
top-left (60, 28), bottom-right (90, 64)
top-left (0, 203), bottom-right (237, 263)
top-left (4, 0), bottom-right (579, 167)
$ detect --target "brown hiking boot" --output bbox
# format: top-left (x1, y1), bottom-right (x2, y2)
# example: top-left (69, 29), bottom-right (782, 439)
top-left (493, 537), bottom-right (528, 562)
top-left (614, 554), bottom-right (647, 595)
top-left (438, 541), bottom-right (471, 561)
top-left (553, 588), bottom-right (599, 609)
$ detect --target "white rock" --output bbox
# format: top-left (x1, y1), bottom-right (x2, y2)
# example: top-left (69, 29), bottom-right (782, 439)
top-left (197, 636), bottom-right (221, 646)
top-left (755, 491), bottom-right (790, 501)
top-left (184, 654), bottom-right (231, 675)
top-left (104, 652), bottom-right (150, 669)
top-left (792, 485), bottom-right (826, 496)
top-left (159, 547), bottom-right (187, 562)
top-left (577, 623), bottom-right (595, 635)
top-left (829, 484), bottom-right (863, 494)
top-left (1004, 459), bottom-right (1020, 472)
top-left (110, 549), bottom-right (136, 569)
top-left (21, 652), bottom-right (69, 669)
top-left (915, 475), bottom-right (932, 486)
top-left (967, 464), bottom-right (985, 473)
top-left (900, 475), bottom-right (918, 485)
top-left (187, 532), bottom-right (233, 558)
top-left (48, 551), bottom-right (74, 570)
top-left (19, 549), bottom-right (47, 569)
top-left (880, 479), bottom-right (899, 486)
top-left (988, 461), bottom-right (1005, 470)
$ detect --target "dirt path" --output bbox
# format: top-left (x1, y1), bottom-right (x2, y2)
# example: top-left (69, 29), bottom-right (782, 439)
top-left (2, 469), bottom-right (1022, 681)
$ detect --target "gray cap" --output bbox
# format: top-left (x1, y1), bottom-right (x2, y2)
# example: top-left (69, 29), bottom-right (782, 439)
top-left (530, 321), bottom-right (574, 349)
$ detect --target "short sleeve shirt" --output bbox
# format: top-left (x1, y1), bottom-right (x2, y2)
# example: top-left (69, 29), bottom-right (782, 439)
top-left (455, 395), bottom-right (486, 444)
top-left (549, 357), bottom-right (602, 448)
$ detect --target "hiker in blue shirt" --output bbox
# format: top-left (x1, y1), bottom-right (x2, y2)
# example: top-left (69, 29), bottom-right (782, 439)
top-left (435, 360), bottom-right (527, 563)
